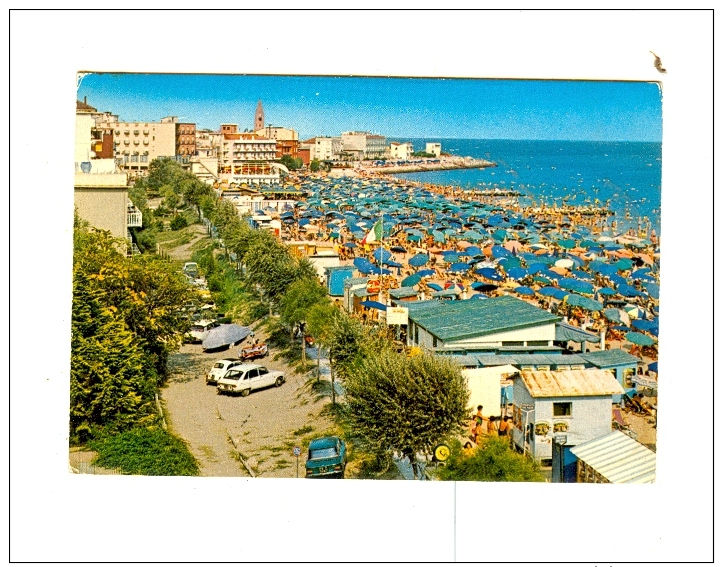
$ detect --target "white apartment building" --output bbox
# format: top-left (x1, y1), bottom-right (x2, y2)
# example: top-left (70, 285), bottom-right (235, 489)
top-left (389, 141), bottom-right (414, 160)
top-left (426, 142), bottom-right (442, 157)
top-left (314, 136), bottom-right (342, 162)
top-left (341, 131), bottom-right (387, 159)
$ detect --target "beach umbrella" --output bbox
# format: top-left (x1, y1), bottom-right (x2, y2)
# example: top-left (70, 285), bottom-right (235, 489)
top-left (385, 260), bottom-right (404, 268)
top-left (470, 293), bottom-right (488, 300)
top-left (648, 361), bottom-right (658, 373)
top-left (578, 239), bottom-right (597, 249)
top-left (504, 240), bottom-right (524, 253)
top-left (557, 277), bottom-right (595, 295)
top-left (617, 283), bottom-right (646, 298)
top-left (427, 283), bottom-right (443, 291)
top-left (538, 287), bottom-right (568, 300)
top-left (625, 332), bottom-right (655, 346)
top-left (632, 319), bottom-right (659, 336)
top-left (565, 294), bottom-right (603, 311)
top-left (614, 258), bottom-right (635, 271)
top-left (507, 267), bottom-right (528, 280)
top-left (515, 286), bottom-right (536, 296)
top-left (555, 258), bottom-right (574, 269)
top-left (390, 246), bottom-right (407, 253)
top-left (624, 304), bottom-right (646, 319)
top-left (372, 248), bottom-right (394, 264)
top-left (406, 234), bottom-right (422, 242)
top-left (202, 324), bottom-right (252, 351)
top-left (608, 273), bottom-right (628, 287)
top-left (464, 245), bottom-right (482, 257)
top-left (548, 266), bottom-right (568, 276)
top-left (476, 267), bottom-right (504, 281)
top-left (603, 308), bottom-right (623, 323)
top-left (401, 273), bottom-right (422, 287)
top-left (407, 253), bottom-right (429, 267)
top-left (416, 269), bottom-right (436, 277)
top-left (343, 242), bottom-right (357, 249)
top-left (589, 261), bottom-right (616, 276)
top-left (533, 276), bottom-right (553, 285)
top-left (492, 228), bottom-right (509, 242)
top-left (570, 269), bottom-right (593, 281)
top-left (527, 263), bottom-right (547, 275)
top-left (491, 245), bottom-right (512, 259)
top-left (557, 239), bottom-right (576, 249)
top-left (432, 230), bottom-right (446, 243)
top-left (597, 287), bottom-right (617, 296)
top-left (360, 300), bottom-right (387, 311)
top-left (643, 282), bottom-right (660, 299)
top-left (445, 281), bottom-right (464, 290)
top-left (448, 262), bottom-right (471, 273)
top-left (498, 256), bottom-right (522, 270)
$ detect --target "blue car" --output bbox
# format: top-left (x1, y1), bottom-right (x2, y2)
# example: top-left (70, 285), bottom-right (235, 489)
top-left (305, 436), bottom-right (347, 478)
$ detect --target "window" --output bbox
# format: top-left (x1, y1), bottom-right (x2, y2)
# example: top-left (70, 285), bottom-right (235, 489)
top-left (553, 402), bottom-right (572, 417)
top-left (527, 340), bottom-right (549, 347)
top-left (503, 341), bottom-right (524, 347)
top-left (432, 336), bottom-right (438, 348)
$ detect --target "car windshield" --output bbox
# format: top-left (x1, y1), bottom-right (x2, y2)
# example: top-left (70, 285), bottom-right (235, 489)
top-left (309, 447), bottom-right (338, 460)
top-left (213, 362), bottom-right (225, 368)
top-left (191, 325), bottom-right (205, 332)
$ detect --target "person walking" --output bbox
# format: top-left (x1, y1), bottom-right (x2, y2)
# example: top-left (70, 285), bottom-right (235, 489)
top-left (498, 416), bottom-right (512, 437)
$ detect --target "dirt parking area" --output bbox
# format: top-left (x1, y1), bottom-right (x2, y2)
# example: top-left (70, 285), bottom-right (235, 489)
top-left (162, 328), bottom-right (336, 478)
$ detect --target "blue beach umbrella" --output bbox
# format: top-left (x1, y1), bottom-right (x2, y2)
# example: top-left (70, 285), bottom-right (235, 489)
top-left (416, 269), bottom-right (436, 277)
top-left (476, 267), bottom-right (504, 281)
top-left (617, 283), bottom-right (646, 298)
top-left (643, 282), bottom-right (660, 299)
top-left (427, 283), bottom-right (443, 291)
top-left (408, 253), bottom-right (430, 267)
top-left (491, 245), bottom-right (512, 259)
top-left (614, 258), bottom-right (635, 271)
top-left (360, 300), bottom-right (387, 311)
top-left (625, 332), bottom-right (655, 346)
top-left (515, 286), bottom-right (536, 296)
top-left (464, 245), bottom-right (482, 257)
top-left (565, 294), bottom-right (603, 311)
top-left (632, 319), bottom-right (659, 336)
top-left (507, 267), bottom-right (529, 280)
top-left (537, 287), bottom-right (568, 300)
top-left (596, 287), bottom-right (617, 296)
top-left (448, 262), bottom-right (471, 273)
top-left (401, 273), bottom-right (422, 287)
top-left (498, 256), bottom-right (522, 270)
top-left (557, 277), bottom-right (595, 295)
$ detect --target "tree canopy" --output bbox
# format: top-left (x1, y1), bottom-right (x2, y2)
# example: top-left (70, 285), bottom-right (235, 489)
top-left (436, 437), bottom-right (545, 482)
top-left (343, 349), bottom-right (470, 457)
top-left (71, 227), bottom-right (191, 442)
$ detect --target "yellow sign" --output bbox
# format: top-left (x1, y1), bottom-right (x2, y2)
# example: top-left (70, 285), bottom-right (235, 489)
top-left (433, 444), bottom-right (451, 462)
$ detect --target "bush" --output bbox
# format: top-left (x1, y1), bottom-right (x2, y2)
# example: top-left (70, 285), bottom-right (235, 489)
top-left (90, 427), bottom-right (200, 476)
top-left (170, 214), bottom-right (189, 231)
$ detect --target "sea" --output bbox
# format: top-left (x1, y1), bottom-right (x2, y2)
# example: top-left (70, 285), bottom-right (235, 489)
top-left (396, 139), bottom-right (662, 235)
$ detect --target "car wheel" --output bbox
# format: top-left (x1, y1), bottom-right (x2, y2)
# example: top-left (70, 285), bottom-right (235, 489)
top-left (275, 377), bottom-right (284, 387)
top-left (240, 388), bottom-right (251, 397)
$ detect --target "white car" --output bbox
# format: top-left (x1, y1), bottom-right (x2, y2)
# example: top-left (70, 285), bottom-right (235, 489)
top-left (216, 363), bottom-right (285, 397)
top-left (186, 319), bottom-right (219, 343)
top-left (206, 358), bottom-right (245, 385)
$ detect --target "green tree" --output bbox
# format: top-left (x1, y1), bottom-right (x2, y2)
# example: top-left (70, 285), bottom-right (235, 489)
top-left (280, 278), bottom-right (329, 363)
top-left (343, 350), bottom-right (470, 460)
top-left (181, 177), bottom-right (213, 217)
top-left (70, 271), bottom-right (159, 442)
top-left (436, 437), bottom-right (545, 482)
top-left (310, 158), bottom-right (320, 172)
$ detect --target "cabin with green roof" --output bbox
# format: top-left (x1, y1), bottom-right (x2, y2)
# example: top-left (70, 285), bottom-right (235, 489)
top-left (405, 296), bottom-right (562, 352)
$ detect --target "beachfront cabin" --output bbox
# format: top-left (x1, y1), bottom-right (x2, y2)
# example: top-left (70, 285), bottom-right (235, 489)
top-left (510, 368), bottom-right (625, 463)
top-left (404, 296), bottom-right (561, 353)
top-left (388, 286), bottom-right (419, 303)
top-left (249, 214), bottom-right (282, 236)
top-left (308, 251), bottom-right (340, 279)
top-left (568, 430), bottom-right (656, 484)
top-left (555, 321), bottom-right (601, 353)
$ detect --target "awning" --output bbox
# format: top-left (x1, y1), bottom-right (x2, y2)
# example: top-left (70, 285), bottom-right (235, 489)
top-left (555, 322), bottom-right (600, 343)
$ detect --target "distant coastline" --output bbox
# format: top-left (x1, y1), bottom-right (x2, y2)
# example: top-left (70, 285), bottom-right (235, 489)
top-left (360, 156), bottom-right (496, 175)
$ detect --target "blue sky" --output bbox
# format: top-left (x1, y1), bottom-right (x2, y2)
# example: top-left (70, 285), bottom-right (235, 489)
top-left (77, 74), bottom-right (662, 143)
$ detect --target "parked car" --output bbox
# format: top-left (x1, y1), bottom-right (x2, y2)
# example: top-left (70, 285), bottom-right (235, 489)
top-left (216, 363), bottom-right (285, 396)
top-left (206, 358), bottom-right (245, 385)
top-left (305, 436), bottom-right (347, 478)
top-left (186, 319), bottom-right (219, 343)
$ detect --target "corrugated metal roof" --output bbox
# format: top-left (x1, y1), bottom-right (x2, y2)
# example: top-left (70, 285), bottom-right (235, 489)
top-left (409, 296), bottom-right (561, 342)
top-left (388, 286), bottom-right (418, 299)
top-left (570, 430), bottom-right (656, 483)
top-left (581, 349), bottom-right (640, 368)
top-left (477, 353), bottom-right (588, 367)
top-left (518, 368), bottom-right (626, 397)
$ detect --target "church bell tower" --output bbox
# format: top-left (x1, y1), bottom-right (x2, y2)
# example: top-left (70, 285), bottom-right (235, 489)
top-left (254, 100), bottom-right (264, 132)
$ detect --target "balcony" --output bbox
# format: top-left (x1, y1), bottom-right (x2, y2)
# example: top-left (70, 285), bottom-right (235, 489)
top-left (127, 202), bottom-right (143, 227)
